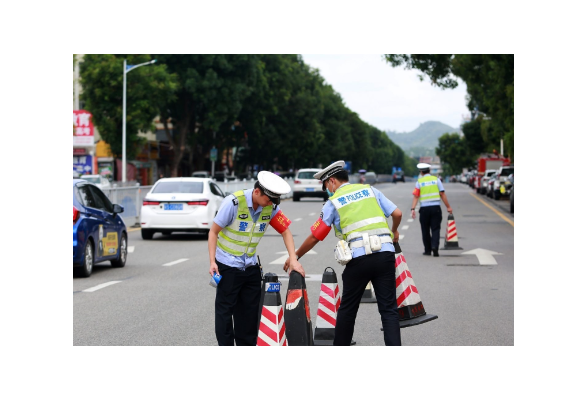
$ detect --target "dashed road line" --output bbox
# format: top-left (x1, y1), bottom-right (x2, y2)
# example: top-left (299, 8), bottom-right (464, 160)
top-left (408, 219), bottom-right (414, 223)
top-left (127, 246), bottom-right (135, 253)
top-left (162, 258), bottom-right (189, 266)
top-left (309, 213), bottom-right (316, 216)
top-left (294, 218), bottom-right (302, 222)
top-left (401, 225), bottom-right (409, 230)
top-left (83, 281), bottom-right (122, 293)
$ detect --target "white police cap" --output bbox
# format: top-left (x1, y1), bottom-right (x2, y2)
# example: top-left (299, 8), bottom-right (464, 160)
top-left (257, 171), bottom-right (291, 205)
top-left (313, 160), bottom-right (346, 181)
top-left (417, 163), bottom-right (431, 170)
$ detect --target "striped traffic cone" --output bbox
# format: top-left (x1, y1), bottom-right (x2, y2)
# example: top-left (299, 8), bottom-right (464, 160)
top-left (284, 271), bottom-right (314, 345)
top-left (314, 267), bottom-right (340, 345)
top-left (360, 281), bottom-right (377, 303)
top-left (443, 213), bottom-right (463, 250)
top-left (394, 242), bottom-right (438, 328)
top-left (257, 273), bottom-right (287, 346)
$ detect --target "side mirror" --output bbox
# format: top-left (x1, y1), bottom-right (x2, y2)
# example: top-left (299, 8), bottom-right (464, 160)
top-left (113, 204), bottom-right (124, 214)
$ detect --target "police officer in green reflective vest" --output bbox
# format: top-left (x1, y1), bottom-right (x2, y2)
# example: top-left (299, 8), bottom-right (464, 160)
top-left (208, 171), bottom-right (304, 346)
top-left (284, 161), bottom-right (403, 346)
top-left (410, 163), bottom-right (453, 257)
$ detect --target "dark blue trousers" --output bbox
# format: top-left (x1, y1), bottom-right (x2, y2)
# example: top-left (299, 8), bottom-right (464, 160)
top-left (334, 251), bottom-right (401, 346)
top-left (419, 205), bottom-right (442, 252)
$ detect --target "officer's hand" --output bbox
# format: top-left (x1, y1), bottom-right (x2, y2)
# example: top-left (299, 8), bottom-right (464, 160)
top-left (411, 209), bottom-right (416, 219)
top-left (447, 207), bottom-right (453, 215)
top-left (393, 230), bottom-right (400, 243)
top-left (283, 258), bottom-right (291, 273)
top-left (288, 258), bottom-right (305, 278)
top-left (209, 262), bottom-right (219, 277)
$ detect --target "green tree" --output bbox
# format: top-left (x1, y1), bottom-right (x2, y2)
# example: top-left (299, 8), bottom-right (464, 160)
top-left (435, 133), bottom-right (474, 175)
top-left (385, 54), bottom-right (514, 159)
top-left (79, 54), bottom-right (177, 159)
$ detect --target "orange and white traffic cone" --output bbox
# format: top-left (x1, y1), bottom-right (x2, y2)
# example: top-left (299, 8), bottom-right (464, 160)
top-left (314, 267), bottom-right (340, 346)
top-left (394, 242), bottom-right (438, 328)
top-left (443, 213), bottom-right (463, 250)
top-left (257, 273), bottom-right (287, 346)
top-left (284, 271), bottom-right (313, 346)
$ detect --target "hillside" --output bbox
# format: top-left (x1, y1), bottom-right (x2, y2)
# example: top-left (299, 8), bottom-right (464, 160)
top-left (386, 121), bottom-right (460, 157)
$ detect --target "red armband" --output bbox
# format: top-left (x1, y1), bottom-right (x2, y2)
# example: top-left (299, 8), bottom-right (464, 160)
top-left (412, 188), bottom-right (420, 197)
top-left (310, 218), bottom-right (331, 241)
top-left (269, 210), bottom-right (291, 234)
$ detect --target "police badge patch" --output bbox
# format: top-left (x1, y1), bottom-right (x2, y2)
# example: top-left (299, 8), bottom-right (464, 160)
top-left (262, 215), bottom-right (270, 220)
top-left (238, 213), bottom-right (248, 219)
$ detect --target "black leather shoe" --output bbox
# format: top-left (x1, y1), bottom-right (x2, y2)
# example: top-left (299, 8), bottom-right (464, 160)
top-left (423, 251), bottom-right (431, 256)
top-left (432, 248), bottom-right (439, 257)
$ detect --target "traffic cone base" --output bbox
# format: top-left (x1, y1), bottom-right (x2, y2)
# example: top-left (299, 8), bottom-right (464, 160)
top-left (443, 214), bottom-right (463, 250)
top-left (360, 281), bottom-right (377, 303)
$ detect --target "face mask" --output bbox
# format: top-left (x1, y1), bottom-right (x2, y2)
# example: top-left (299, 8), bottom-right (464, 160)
top-left (326, 181), bottom-right (334, 197)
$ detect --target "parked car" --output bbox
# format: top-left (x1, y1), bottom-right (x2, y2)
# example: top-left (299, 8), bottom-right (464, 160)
top-left (490, 166), bottom-right (514, 199)
top-left (392, 171), bottom-right (405, 183)
top-left (509, 174), bottom-right (514, 213)
top-left (80, 174), bottom-right (111, 191)
top-left (73, 179), bottom-right (127, 277)
top-left (140, 178), bottom-right (226, 239)
top-left (293, 168), bottom-right (326, 201)
top-left (479, 169), bottom-right (496, 194)
top-left (487, 175), bottom-right (498, 198)
top-left (364, 172), bottom-right (378, 185)
top-left (191, 170), bottom-right (210, 178)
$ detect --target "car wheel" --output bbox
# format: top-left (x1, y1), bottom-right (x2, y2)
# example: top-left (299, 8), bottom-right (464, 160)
top-left (293, 194), bottom-right (300, 202)
top-left (141, 229), bottom-right (154, 240)
top-left (510, 198), bottom-right (514, 213)
top-left (77, 240), bottom-right (94, 277)
top-left (476, 188), bottom-right (481, 194)
top-left (111, 233), bottom-right (127, 268)
top-left (494, 190), bottom-right (501, 200)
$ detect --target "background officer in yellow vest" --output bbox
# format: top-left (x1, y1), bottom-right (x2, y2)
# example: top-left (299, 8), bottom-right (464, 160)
top-left (283, 161), bottom-right (403, 346)
top-left (208, 171), bottom-right (304, 346)
top-left (410, 163), bottom-right (453, 257)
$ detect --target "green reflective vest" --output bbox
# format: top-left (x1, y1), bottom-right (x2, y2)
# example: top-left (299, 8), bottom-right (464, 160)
top-left (217, 190), bottom-right (273, 257)
top-left (330, 184), bottom-right (392, 241)
top-left (418, 175), bottom-right (440, 203)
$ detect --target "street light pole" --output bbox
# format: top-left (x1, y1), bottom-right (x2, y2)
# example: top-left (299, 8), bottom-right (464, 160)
top-left (122, 58), bottom-right (157, 183)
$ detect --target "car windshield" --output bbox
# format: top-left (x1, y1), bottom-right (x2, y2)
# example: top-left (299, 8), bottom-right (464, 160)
top-left (81, 177), bottom-right (100, 184)
top-left (152, 182), bottom-right (204, 193)
top-left (501, 168), bottom-right (514, 176)
top-left (298, 172), bottom-right (317, 179)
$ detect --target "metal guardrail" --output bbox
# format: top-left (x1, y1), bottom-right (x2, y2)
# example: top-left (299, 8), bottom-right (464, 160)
top-left (100, 175), bottom-right (414, 228)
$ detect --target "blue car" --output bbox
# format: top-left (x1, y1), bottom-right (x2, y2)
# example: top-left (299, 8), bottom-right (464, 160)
top-left (73, 179), bottom-right (128, 277)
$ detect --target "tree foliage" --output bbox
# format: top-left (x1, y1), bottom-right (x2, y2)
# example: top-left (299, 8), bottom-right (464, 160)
top-left (385, 54), bottom-right (514, 161)
top-left (80, 54), bottom-right (408, 176)
top-left (435, 133), bottom-right (475, 176)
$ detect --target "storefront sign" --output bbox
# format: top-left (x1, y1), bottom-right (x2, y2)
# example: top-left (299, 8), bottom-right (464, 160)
top-left (73, 155), bottom-right (93, 175)
top-left (73, 110), bottom-right (94, 146)
top-left (73, 148), bottom-right (86, 155)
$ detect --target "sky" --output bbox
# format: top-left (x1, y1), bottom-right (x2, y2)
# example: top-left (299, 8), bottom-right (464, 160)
top-left (301, 54), bottom-right (470, 133)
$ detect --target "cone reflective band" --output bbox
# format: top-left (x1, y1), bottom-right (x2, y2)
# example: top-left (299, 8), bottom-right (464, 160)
top-left (394, 242), bottom-right (438, 328)
top-left (257, 273), bottom-right (287, 346)
top-left (443, 213), bottom-right (463, 250)
top-left (314, 267), bottom-right (340, 345)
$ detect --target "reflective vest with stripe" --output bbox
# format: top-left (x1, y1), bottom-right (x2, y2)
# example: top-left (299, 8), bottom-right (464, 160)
top-left (329, 184), bottom-right (392, 241)
top-left (217, 190), bottom-right (273, 257)
top-left (417, 175), bottom-right (440, 203)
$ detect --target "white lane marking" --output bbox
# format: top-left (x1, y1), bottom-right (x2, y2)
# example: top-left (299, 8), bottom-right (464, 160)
top-left (269, 250), bottom-right (317, 265)
top-left (162, 258), bottom-right (189, 266)
top-left (408, 219), bottom-right (414, 223)
top-left (83, 281), bottom-right (122, 293)
top-left (277, 274), bottom-right (322, 282)
top-left (127, 246), bottom-right (135, 253)
top-left (294, 218), bottom-right (302, 222)
top-left (309, 213), bottom-right (316, 216)
top-left (401, 225), bottom-right (409, 230)
top-left (400, 235), bottom-right (405, 240)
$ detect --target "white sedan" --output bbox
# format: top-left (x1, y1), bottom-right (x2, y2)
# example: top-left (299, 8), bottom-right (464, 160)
top-left (293, 168), bottom-right (327, 201)
top-left (140, 178), bottom-right (226, 239)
